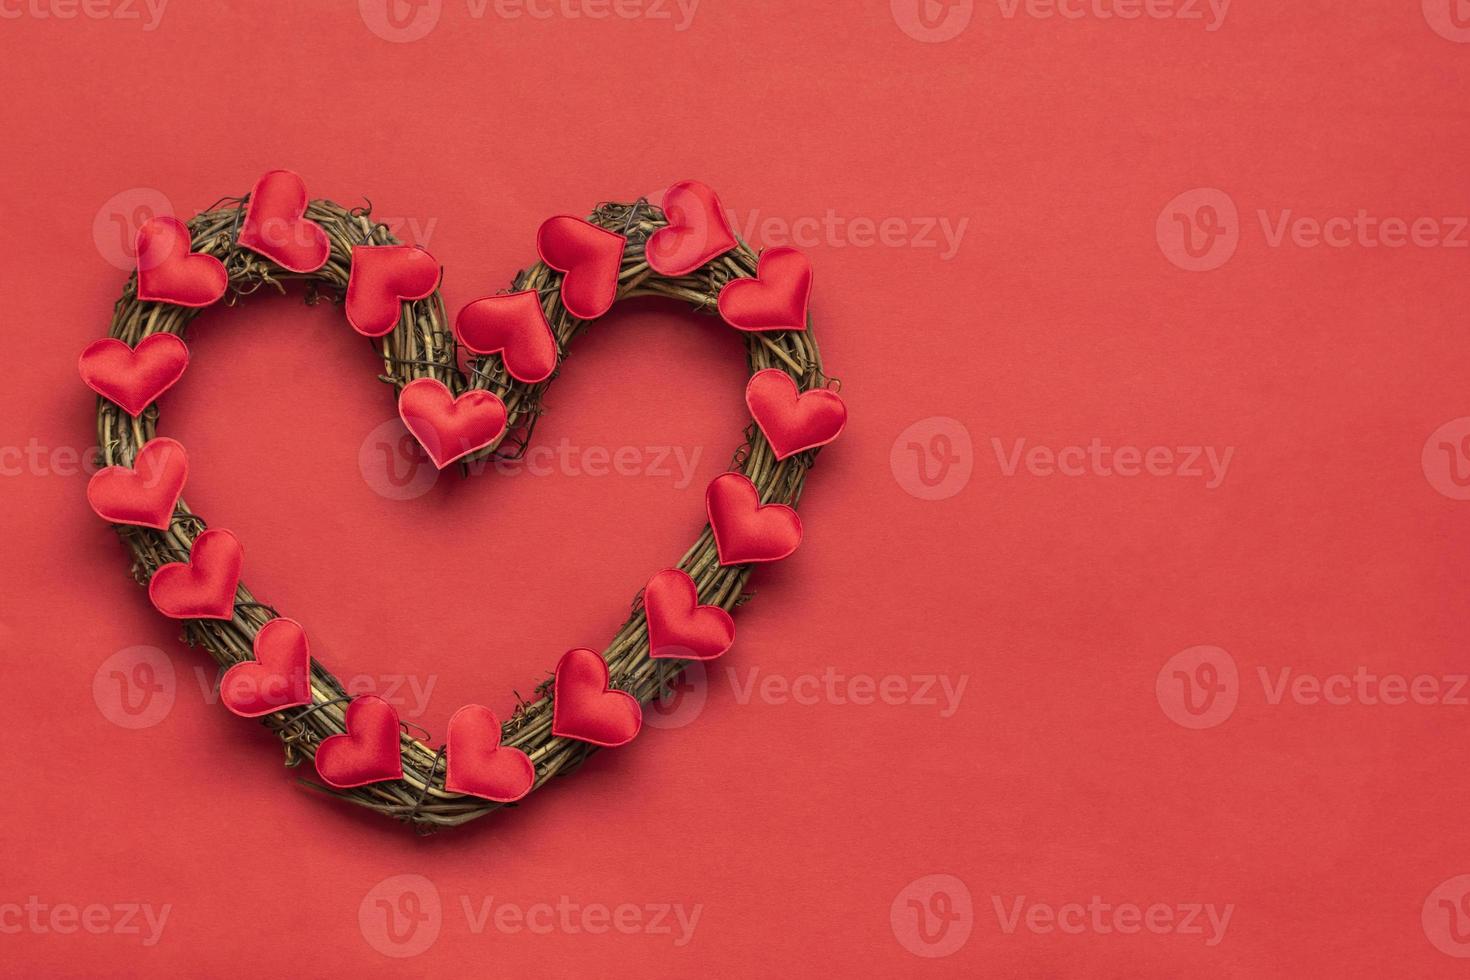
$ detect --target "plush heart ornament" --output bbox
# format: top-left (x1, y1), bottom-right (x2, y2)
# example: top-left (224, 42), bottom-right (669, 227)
top-left (445, 705), bottom-right (536, 803)
top-left (314, 696), bottom-right (405, 789)
top-left (220, 617), bottom-right (313, 718)
top-left (135, 217), bottom-right (227, 307)
top-left (86, 175), bottom-right (843, 829)
top-left (79, 334), bottom-right (190, 417)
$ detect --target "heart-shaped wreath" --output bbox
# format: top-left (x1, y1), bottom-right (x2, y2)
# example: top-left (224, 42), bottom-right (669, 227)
top-left (82, 171), bottom-right (847, 829)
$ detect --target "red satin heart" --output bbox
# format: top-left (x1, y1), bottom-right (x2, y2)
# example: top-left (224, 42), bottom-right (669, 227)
top-left (345, 245), bottom-right (441, 337)
top-left (551, 648), bottom-right (642, 748)
top-left (237, 169), bottom-right (330, 273)
top-left (147, 528), bottom-right (242, 620)
top-left (644, 568), bottom-right (735, 661)
top-left (86, 436), bottom-right (188, 530)
top-left (706, 472), bottom-right (803, 566)
top-left (397, 378), bottom-right (508, 469)
top-left (716, 246), bottom-right (812, 333)
top-left (78, 333), bottom-right (190, 417)
top-left (745, 369), bottom-right (848, 461)
top-left (220, 617), bottom-right (313, 718)
top-left (646, 179), bottom-right (738, 277)
top-left (314, 696), bottom-right (404, 789)
top-left (536, 215), bottom-right (626, 320)
top-left (445, 704), bottom-right (536, 803)
top-left (454, 290), bottom-right (559, 383)
top-left (135, 217), bottom-right (227, 308)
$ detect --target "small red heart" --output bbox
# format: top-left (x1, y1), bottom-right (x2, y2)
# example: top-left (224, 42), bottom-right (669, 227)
top-left (397, 378), bottom-right (508, 469)
top-left (706, 472), bottom-right (803, 566)
top-left (745, 369), bottom-right (848, 461)
top-left (716, 247), bottom-right (813, 333)
top-left (646, 180), bottom-right (738, 277)
top-left (147, 528), bottom-right (243, 620)
top-left (86, 436), bottom-right (188, 530)
top-left (454, 290), bottom-right (559, 383)
top-left (78, 333), bottom-right (190, 417)
top-left (551, 648), bottom-right (642, 748)
top-left (536, 215), bottom-right (626, 320)
top-left (135, 217), bottom-right (227, 308)
top-left (345, 245), bottom-right (441, 337)
top-left (220, 617), bottom-right (313, 718)
top-left (644, 568), bottom-right (735, 661)
top-left (314, 696), bottom-right (404, 789)
top-left (237, 169), bottom-right (330, 273)
top-left (445, 704), bottom-right (536, 803)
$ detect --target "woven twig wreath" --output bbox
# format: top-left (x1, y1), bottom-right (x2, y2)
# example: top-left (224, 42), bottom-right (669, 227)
top-left (87, 174), bottom-right (843, 829)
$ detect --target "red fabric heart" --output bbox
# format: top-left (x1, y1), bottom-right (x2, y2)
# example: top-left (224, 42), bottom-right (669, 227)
top-left (454, 290), bottom-right (559, 383)
top-left (644, 568), bottom-right (735, 661)
top-left (345, 245), bottom-right (441, 337)
top-left (646, 180), bottom-right (738, 277)
top-left (135, 217), bottom-right (227, 308)
top-left (716, 247), bottom-right (813, 333)
top-left (220, 617), bottom-right (313, 718)
top-left (745, 368), bottom-right (848, 461)
top-left (536, 215), bottom-right (626, 320)
top-left (706, 472), bottom-right (803, 566)
top-left (397, 378), bottom-right (508, 469)
top-left (314, 696), bottom-right (404, 789)
top-left (237, 169), bottom-right (330, 273)
top-left (445, 705), bottom-right (536, 803)
top-left (147, 528), bottom-right (242, 620)
top-left (551, 648), bottom-right (642, 748)
top-left (78, 333), bottom-right (190, 417)
top-left (86, 436), bottom-right (188, 530)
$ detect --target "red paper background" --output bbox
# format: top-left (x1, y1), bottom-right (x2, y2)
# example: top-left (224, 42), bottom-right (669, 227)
top-left (3, 1), bottom-right (1470, 975)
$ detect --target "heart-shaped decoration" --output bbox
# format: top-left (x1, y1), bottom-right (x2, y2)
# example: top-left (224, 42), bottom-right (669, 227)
top-left (237, 169), bottom-right (330, 273)
top-left (146, 528), bottom-right (243, 620)
top-left (86, 436), bottom-right (188, 530)
top-left (79, 333), bottom-right (190, 417)
top-left (717, 246), bottom-right (813, 333)
top-left (220, 617), bottom-right (313, 718)
top-left (454, 290), bottom-right (559, 383)
top-left (445, 705), bottom-right (536, 803)
top-left (551, 648), bottom-right (643, 748)
top-left (314, 696), bottom-right (405, 789)
top-left (135, 217), bottom-right (228, 308)
top-left (644, 568), bottom-right (735, 661)
top-left (88, 175), bottom-right (842, 829)
top-left (536, 215), bottom-right (626, 320)
top-left (646, 179), bottom-right (738, 276)
top-left (746, 368), bottom-right (848, 460)
top-left (345, 244), bottom-right (441, 337)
